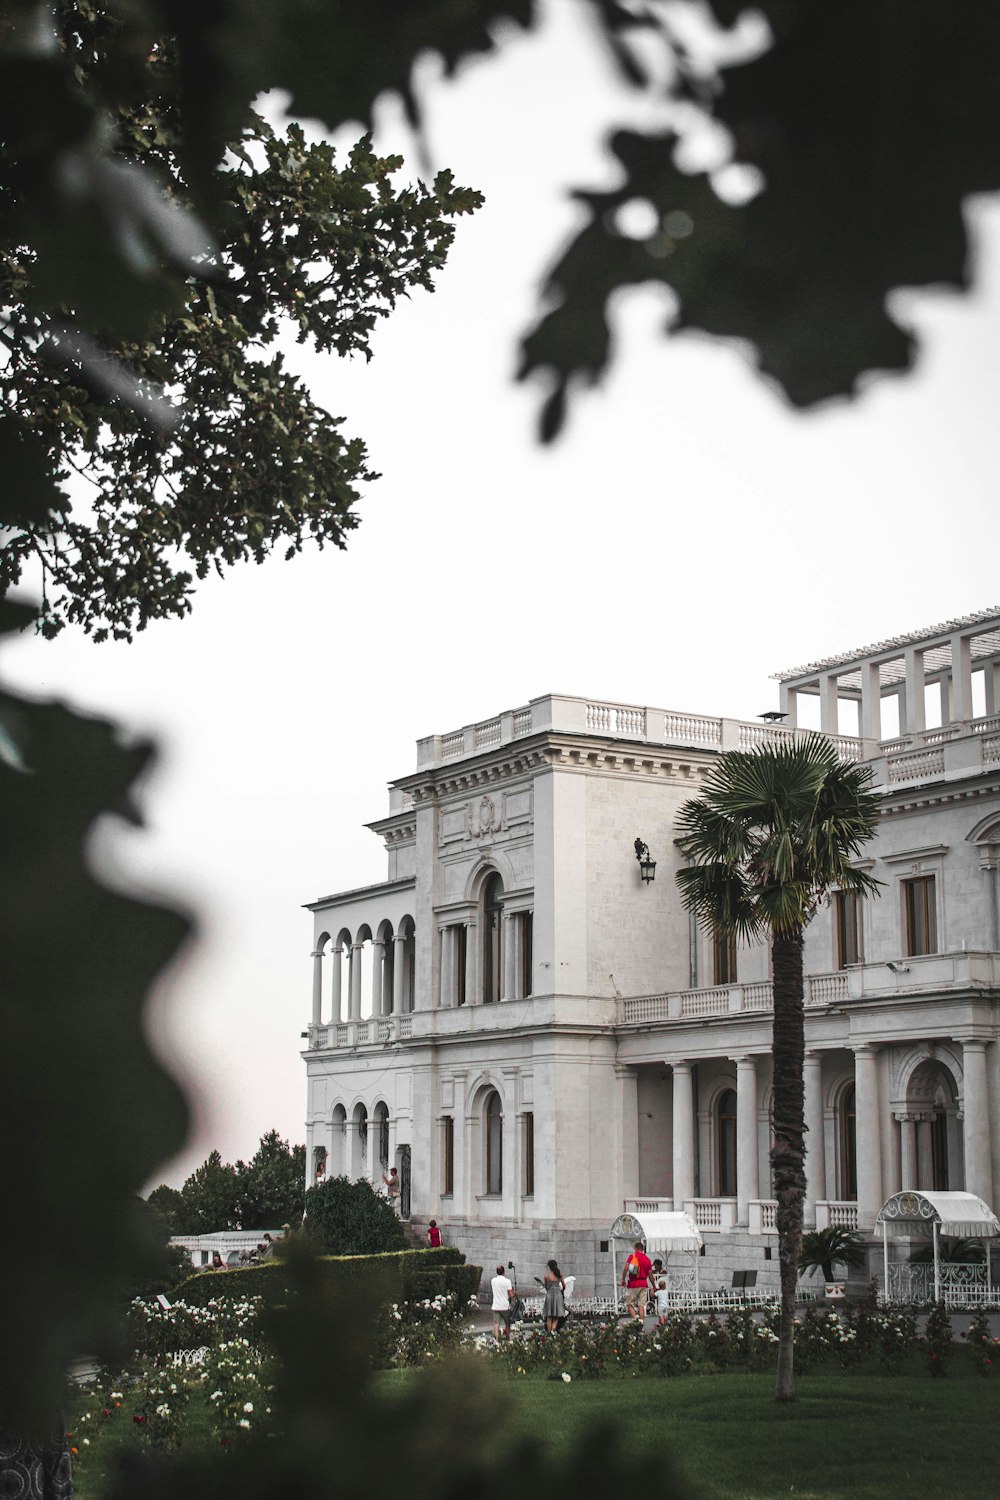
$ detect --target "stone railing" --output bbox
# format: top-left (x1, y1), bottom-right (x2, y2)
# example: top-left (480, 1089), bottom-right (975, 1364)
top-left (619, 971), bottom-right (848, 1027)
top-left (748, 1199), bottom-right (778, 1234)
top-left (417, 694), bottom-right (870, 768)
top-left (624, 1197), bottom-right (674, 1214)
top-left (875, 713), bottom-right (1000, 787)
top-left (816, 1201), bottom-right (859, 1231)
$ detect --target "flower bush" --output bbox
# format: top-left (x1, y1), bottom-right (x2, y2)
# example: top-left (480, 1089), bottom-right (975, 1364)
top-left (385, 1291), bottom-right (471, 1367)
top-left (200, 1338), bottom-right (274, 1442)
top-left (924, 1302), bottom-right (953, 1378)
top-left (961, 1310), bottom-right (995, 1377)
top-left (130, 1365), bottom-right (190, 1449)
top-left (128, 1296), bottom-right (263, 1357)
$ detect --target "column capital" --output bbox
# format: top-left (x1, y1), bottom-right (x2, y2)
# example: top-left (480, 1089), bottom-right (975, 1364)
top-left (731, 1053), bottom-right (760, 1067)
top-left (852, 1042), bottom-right (880, 1058)
top-left (310, 949), bottom-right (324, 959)
top-left (669, 1059), bottom-right (693, 1074)
top-left (958, 1037), bottom-right (989, 1054)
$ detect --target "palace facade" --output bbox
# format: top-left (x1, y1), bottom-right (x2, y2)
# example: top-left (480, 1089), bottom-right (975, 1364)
top-left (302, 609), bottom-right (1000, 1293)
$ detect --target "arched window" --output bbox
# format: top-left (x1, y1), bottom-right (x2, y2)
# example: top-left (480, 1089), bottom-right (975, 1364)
top-left (351, 1104), bottom-right (368, 1178)
top-left (375, 1102), bottom-right (390, 1172)
top-left (482, 874), bottom-right (505, 1004)
top-left (485, 1089), bottom-right (503, 1194)
top-left (331, 1105), bottom-right (347, 1175)
top-left (717, 1088), bottom-right (737, 1197)
top-left (839, 1084), bottom-right (857, 1200)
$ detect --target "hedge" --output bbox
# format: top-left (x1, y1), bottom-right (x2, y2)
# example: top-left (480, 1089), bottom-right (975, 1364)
top-left (174, 1246), bottom-right (479, 1313)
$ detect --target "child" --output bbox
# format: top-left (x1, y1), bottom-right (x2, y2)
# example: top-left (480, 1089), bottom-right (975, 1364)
top-left (654, 1278), bottom-right (670, 1324)
top-left (427, 1219), bottom-right (442, 1248)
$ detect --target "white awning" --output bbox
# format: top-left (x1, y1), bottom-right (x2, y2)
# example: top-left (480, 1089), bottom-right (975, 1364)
top-left (877, 1191), bottom-right (1000, 1238)
top-left (609, 1210), bottom-right (703, 1252)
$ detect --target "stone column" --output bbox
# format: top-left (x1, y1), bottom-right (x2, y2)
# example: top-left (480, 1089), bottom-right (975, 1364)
top-left (979, 849), bottom-right (1000, 953)
top-left (465, 919), bottom-right (480, 1005)
top-left (962, 1040), bottom-right (992, 1200)
top-left (735, 1055), bottom-right (759, 1227)
top-left (330, 944), bottom-right (343, 1025)
top-left (917, 1115), bottom-right (934, 1186)
top-left (903, 647), bottom-right (926, 736)
top-left (440, 925), bottom-right (453, 1009)
top-left (311, 949), bottom-right (323, 1026)
top-left (672, 1062), bottom-right (695, 1206)
top-left (897, 1113), bottom-right (918, 1191)
top-left (463, 1114), bottom-right (478, 1216)
top-left (859, 660), bottom-right (881, 743)
top-left (853, 1045), bottom-right (882, 1228)
top-left (804, 1052), bottom-right (825, 1228)
top-left (949, 631), bottom-right (973, 724)
top-left (819, 673), bottom-right (840, 735)
top-left (371, 940), bottom-right (384, 1017)
top-left (392, 934), bottom-right (406, 1014)
top-left (502, 911), bottom-right (516, 1001)
top-left (617, 1066), bottom-right (639, 1202)
top-left (349, 943), bottom-right (363, 1020)
top-left (366, 1110), bottom-right (380, 1184)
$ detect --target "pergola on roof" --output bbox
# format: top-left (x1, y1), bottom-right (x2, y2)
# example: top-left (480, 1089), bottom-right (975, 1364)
top-left (877, 1190), bottom-right (1000, 1238)
top-left (772, 607), bottom-right (1000, 690)
top-left (609, 1210), bottom-right (703, 1252)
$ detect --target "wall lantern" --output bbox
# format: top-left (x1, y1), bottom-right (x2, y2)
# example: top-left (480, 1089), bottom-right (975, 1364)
top-left (634, 838), bottom-right (656, 884)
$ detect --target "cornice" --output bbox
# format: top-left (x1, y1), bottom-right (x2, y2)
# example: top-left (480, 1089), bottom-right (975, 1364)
top-left (393, 729), bottom-right (716, 803)
top-left (879, 775), bottom-right (1000, 819)
top-left (304, 876), bottom-right (416, 911)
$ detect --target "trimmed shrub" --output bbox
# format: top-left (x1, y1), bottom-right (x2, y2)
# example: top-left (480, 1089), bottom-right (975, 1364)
top-left (303, 1176), bottom-right (408, 1254)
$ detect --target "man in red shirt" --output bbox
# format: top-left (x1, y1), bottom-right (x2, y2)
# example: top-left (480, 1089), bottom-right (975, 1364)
top-left (621, 1241), bottom-right (652, 1321)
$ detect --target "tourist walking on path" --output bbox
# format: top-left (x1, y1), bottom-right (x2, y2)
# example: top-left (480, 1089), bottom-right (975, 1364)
top-left (621, 1241), bottom-right (652, 1321)
top-left (543, 1259), bottom-right (567, 1334)
top-left (491, 1264), bottom-right (514, 1340)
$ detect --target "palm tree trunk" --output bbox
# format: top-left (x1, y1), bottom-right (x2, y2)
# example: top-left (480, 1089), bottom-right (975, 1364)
top-left (771, 925), bottom-right (806, 1402)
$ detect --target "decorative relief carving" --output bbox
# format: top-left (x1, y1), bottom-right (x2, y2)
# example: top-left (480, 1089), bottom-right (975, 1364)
top-left (467, 792), bottom-right (508, 838)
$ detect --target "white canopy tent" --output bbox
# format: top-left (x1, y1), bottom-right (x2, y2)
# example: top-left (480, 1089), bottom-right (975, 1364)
top-left (876, 1191), bottom-right (1000, 1305)
top-left (609, 1209), bottom-right (703, 1310)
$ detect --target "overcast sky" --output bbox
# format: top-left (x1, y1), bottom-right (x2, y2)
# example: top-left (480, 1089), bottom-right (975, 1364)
top-left (5, 1), bottom-right (998, 1185)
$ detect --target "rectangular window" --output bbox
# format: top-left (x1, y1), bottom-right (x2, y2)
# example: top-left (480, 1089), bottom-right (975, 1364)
top-left (442, 1116), bottom-right (454, 1196)
top-left (455, 924), bottom-right (467, 1006)
top-left (834, 890), bottom-right (863, 968)
top-left (904, 875), bottom-right (937, 956)
top-left (713, 931), bottom-right (737, 985)
top-left (523, 1111), bottom-right (534, 1197)
top-left (520, 912), bottom-right (533, 997)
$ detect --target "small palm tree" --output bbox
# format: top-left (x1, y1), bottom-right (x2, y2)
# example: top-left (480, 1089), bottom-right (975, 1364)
top-left (675, 735), bottom-right (881, 1402)
top-left (799, 1226), bottom-right (867, 1283)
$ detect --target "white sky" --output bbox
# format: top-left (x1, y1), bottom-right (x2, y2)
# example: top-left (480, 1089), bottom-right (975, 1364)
top-left (4, 1), bottom-right (998, 1185)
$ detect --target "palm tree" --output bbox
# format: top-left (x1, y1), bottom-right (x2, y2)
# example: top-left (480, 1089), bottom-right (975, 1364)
top-left (799, 1226), bottom-right (867, 1283)
top-left (675, 735), bottom-right (881, 1402)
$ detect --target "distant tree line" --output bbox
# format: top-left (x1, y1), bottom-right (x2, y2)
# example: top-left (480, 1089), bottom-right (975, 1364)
top-left (147, 1130), bottom-right (306, 1234)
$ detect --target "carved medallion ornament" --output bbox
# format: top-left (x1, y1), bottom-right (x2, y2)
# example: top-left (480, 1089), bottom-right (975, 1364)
top-left (467, 793), bottom-right (507, 838)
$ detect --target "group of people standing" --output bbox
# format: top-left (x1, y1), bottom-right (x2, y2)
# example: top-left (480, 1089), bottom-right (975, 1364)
top-left (491, 1259), bottom-right (567, 1338)
top-left (620, 1240), bottom-right (669, 1322)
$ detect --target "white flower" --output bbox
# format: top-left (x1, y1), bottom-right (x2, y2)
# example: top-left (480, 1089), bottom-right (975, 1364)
top-left (238, 1419), bottom-right (251, 1430)
top-left (83, 1439), bottom-right (90, 1447)
top-left (243, 1402), bottom-right (254, 1413)
top-left (561, 1372), bottom-right (571, 1383)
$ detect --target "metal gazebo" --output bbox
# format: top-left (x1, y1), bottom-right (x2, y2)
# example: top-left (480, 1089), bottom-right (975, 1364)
top-left (609, 1209), bottom-right (703, 1310)
top-left (876, 1190), bottom-right (1000, 1305)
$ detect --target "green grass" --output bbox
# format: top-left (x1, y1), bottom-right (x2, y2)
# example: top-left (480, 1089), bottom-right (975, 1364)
top-left (72, 1366), bottom-right (1000, 1500)
top-left (495, 1372), bottom-right (1000, 1500)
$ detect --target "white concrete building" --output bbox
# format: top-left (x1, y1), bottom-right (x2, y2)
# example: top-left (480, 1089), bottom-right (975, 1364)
top-left (302, 609), bottom-right (1000, 1293)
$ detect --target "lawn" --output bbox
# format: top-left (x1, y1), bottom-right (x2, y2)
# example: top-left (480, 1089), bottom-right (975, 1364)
top-left (72, 1366), bottom-right (1000, 1500)
top-left (411, 1369), bottom-right (1000, 1500)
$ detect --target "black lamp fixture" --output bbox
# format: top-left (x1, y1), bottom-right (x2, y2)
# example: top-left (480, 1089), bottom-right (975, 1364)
top-left (634, 838), bottom-right (656, 884)
top-left (758, 710), bottom-right (788, 723)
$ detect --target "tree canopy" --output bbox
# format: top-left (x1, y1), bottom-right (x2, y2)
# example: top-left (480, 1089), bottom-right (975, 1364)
top-left (0, 2), bottom-right (481, 639)
top-left (303, 1175), bottom-right (409, 1257)
top-left (147, 1132), bottom-right (307, 1234)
